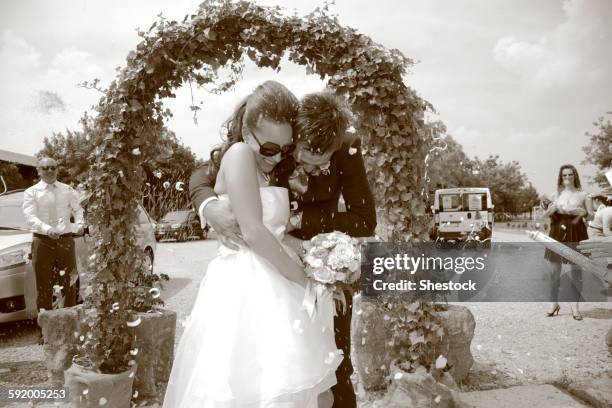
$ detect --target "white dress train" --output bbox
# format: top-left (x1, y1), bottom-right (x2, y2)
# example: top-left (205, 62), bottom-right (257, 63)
top-left (163, 187), bottom-right (342, 408)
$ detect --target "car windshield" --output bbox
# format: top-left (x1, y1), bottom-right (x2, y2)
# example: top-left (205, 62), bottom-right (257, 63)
top-left (161, 211), bottom-right (190, 222)
top-left (0, 197), bottom-right (29, 230)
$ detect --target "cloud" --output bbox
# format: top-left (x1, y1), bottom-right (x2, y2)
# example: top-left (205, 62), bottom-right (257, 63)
top-left (0, 30), bottom-right (107, 154)
top-left (492, 0), bottom-right (612, 88)
top-left (0, 30), bottom-right (40, 74)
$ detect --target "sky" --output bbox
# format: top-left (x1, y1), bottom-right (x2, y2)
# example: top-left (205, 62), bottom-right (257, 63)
top-left (0, 0), bottom-right (610, 195)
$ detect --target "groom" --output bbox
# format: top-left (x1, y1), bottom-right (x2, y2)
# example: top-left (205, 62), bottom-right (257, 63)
top-left (190, 91), bottom-right (376, 407)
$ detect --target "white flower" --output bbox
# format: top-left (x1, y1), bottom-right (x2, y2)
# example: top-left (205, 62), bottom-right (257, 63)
top-left (308, 246), bottom-right (329, 259)
top-left (312, 266), bottom-right (335, 284)
top-left (322, 240), bottom-right (335, 249)
top-left (304, 255), bottom-right (323, 268)
top-left (327, 254), bottom-right (343, 270)
top-left (330, 242), bottom-right (357, 268)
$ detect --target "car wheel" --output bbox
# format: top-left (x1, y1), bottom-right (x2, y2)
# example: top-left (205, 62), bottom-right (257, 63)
top-left (143, 248), bottom-right (154, 274)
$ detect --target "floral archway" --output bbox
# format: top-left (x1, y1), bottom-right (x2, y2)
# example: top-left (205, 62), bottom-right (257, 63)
top-left (81, 0), bottom-right (431, 371)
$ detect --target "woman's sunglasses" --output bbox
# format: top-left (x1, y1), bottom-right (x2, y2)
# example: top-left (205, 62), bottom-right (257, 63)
top-left (248, 127), bottom-right (295, 157)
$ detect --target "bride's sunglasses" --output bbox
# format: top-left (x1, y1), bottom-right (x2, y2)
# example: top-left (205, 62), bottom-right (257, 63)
top-left (247, 126), bottom-right (295, 157)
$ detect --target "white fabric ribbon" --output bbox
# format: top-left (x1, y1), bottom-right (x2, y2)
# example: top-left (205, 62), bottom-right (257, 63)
top-left (301, 280), bottom-right (336, 332)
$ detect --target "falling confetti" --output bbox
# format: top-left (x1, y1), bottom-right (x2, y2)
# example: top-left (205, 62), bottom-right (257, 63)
top-left (59, 270), bottom-right (66, 276)
top-left (130, 348), bottom-right (139, 356)
top-left (434, 395), bottom-right (442, 403)
top-left (98, 397), bottom-right (107, 406)
top-left (163, 181), bottom-right (171, 189)
top-left (175, 181), bottom-right (185, 191)
top-left (435, 355), bottom-right (447, 369)
top-left (348, 147), bottom-right (358, 155)
top-left (393, 372), bottom-right (403, 380)
top-left (127, 316), bottom-right (142, 327)
top-left (131, 148), bottom-right (141, 156)
top-left (153, 170), bottom-right (162, 178)
top-left (293, 319), bottom-right (303, 333)
top-left (149, 287), bottom-right (161, 299)
top-left (324, 351), bottom-right (337, 364)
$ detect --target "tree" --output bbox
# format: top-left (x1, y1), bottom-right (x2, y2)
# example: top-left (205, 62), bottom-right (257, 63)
top-left (425, 133), bottom-right (473, 193)
top-left (582, 112), bottom-right (612, 188)
top-left (141, 131), bottom-right (200, 220)
top-left (427, 135), bottom-right (540, 214)
top-left (37, 116), bottom-right (199, 219)
top-left (38, 114), bottom-right (94, 187)
top-left (0, 162), bottom-right (31, 191)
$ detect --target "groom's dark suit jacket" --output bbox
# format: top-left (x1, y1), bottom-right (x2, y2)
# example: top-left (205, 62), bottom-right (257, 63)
top-left (189, 138), bottom-right (376, 239)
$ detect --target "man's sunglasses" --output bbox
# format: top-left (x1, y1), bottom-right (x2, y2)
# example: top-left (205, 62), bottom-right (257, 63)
top-left (39, 166), bottom-right (57, 171)
top-left (248, 127), bottom-right (295, 157)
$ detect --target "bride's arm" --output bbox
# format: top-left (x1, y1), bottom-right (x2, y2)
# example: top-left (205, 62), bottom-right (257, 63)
top-left (221, 143), bottom-right (307, 287)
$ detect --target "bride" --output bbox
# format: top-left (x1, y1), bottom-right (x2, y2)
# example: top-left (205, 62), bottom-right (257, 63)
top-left (162, 81), bottom-right (342, 408)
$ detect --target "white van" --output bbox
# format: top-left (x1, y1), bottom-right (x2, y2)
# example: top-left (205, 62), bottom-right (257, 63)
top-left (430, 187), bottom-right (494, 245)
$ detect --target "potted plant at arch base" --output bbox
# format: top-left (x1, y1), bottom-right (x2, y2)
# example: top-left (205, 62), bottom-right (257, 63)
top-left (63, 203), bottom-right (170, 407)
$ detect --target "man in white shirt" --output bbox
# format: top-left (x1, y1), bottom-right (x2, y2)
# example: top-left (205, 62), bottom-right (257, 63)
top-left (22, 157), bottom-right (84, 312)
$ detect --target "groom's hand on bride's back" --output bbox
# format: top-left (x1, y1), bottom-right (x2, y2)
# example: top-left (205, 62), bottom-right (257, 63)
top-left (203, 199), bottom-right (246, 250)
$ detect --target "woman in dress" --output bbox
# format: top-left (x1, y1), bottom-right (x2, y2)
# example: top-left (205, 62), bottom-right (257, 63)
top-left (543, 164), bottom-right (593, 320)
top-left (163, 81), bottom-right (342, 408)
top-left (587, 193), bottom-right (612, 239)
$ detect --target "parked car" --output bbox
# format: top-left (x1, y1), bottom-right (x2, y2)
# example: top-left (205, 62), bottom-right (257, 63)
top-left (430, 187), bottom-right (494, 246)
top-left (0, 190), bottom-right (156, 324)
top-left (155, 209), bottom-right (207, 242)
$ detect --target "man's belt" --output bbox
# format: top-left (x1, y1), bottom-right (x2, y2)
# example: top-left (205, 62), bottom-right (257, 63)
top-left (33, 233), bottom-right (74, 239)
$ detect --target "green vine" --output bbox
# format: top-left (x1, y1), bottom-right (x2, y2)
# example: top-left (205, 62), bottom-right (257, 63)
top-left (79, 0), bottom-right (432, 373)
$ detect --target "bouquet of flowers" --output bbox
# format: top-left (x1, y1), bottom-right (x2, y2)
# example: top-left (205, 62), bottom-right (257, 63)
top-left (300, 232), bottom-right (361, 324)
top-left (303, 231), bottom-right (361, 287)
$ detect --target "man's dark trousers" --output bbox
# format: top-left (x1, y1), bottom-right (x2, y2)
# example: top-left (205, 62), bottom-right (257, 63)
top-left (331, 290), bottom-right (356, 408)
top-left (31, 234), bottom-right (77, 311)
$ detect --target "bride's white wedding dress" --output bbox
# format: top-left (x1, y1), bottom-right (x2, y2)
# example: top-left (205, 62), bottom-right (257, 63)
top-left (163, 187), bottom-right (342, 408)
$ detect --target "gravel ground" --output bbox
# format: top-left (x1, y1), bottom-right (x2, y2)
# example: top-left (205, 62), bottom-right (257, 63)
top-left (462, 302), bottom-right (612, 390)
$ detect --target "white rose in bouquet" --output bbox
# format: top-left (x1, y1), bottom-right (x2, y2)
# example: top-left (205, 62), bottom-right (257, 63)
top-left (304, 254), bottom-right (324, 268)
top-left (312, 266), bottom-right (335, 284)
top-left (330, 242), bottom-right (358, 269)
